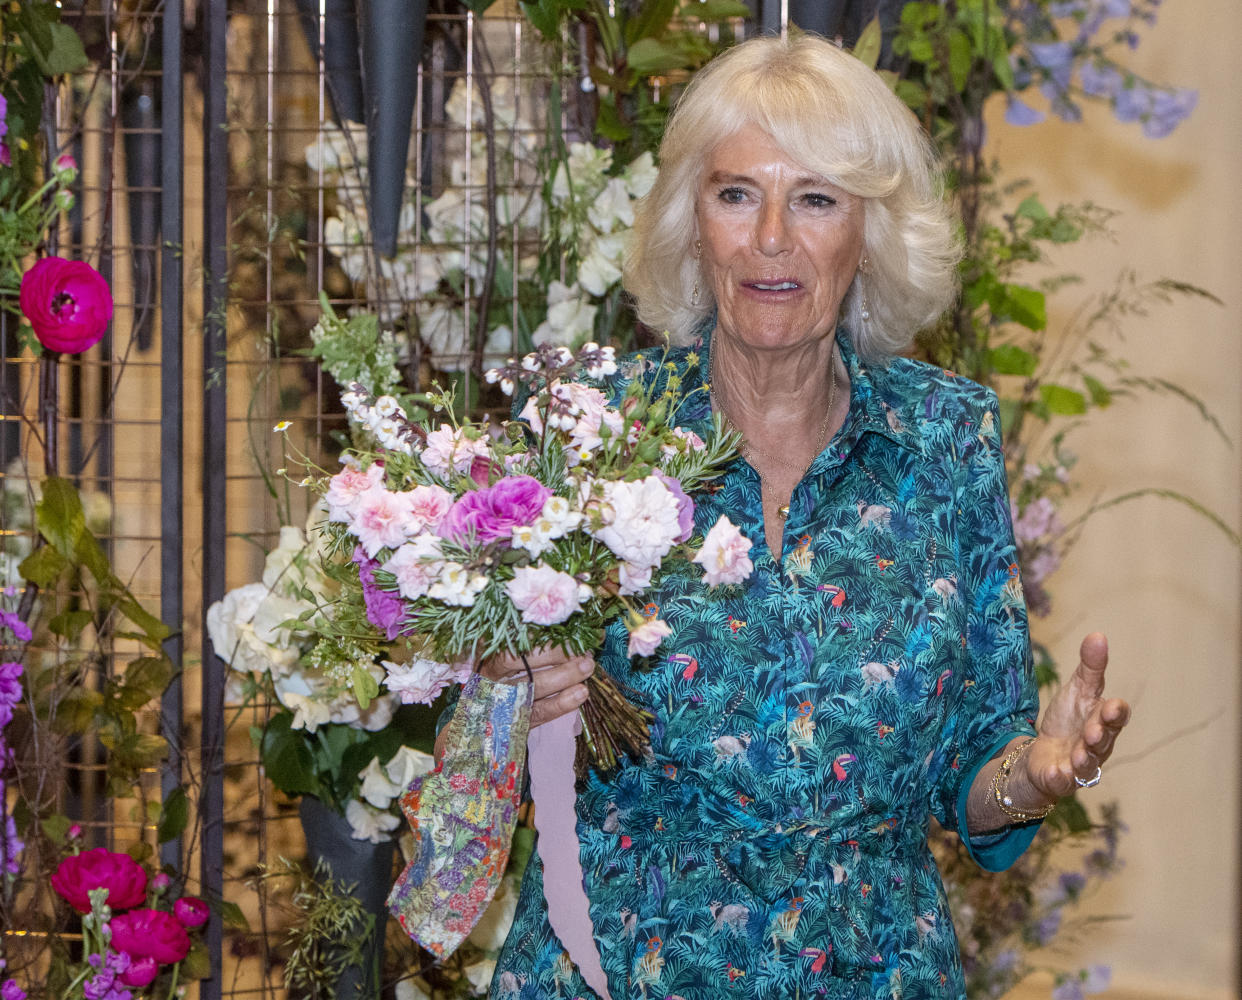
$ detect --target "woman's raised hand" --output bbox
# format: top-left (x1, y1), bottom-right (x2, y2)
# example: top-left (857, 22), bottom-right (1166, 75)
top-left (479, 646), bottom-right (594, 730)
top-left (1023, 632), bottom-right (1132, 800)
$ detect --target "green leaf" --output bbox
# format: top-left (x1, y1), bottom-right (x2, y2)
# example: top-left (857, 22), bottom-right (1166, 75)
top-left (988, 344), bottom-right (1038, 377)
top-left (1050, 794), bottom-right (1091, 833)
top-left (1039, 383), bottom-right (1088, 415)
top-left (1015, 194), bottom-right (1049, 221)
top-left (627, 0), bottom-right (677, 44)
top-left (262, 716), bottom-right (320, 798)
top-left (992, 51), bottom-right (1015, 90)
top-left (36, 477), bottom-right (86, 558)
top-left (42, 23), bottom-right (89, 75)
top-left (627, 37), bottom-right (687, 75)
top-left (19, 543), bottom-right (67, 587)
top-left (218, 899), bottom-right (251, 932)
top-left (692, 0), bottom-right (751, 19)
top-left (458, 0), bottom-right (498, 12)
top-left (41, 813), bottom-right (72, 846)
top-left (181, 942), bottom-right (212, 981)
top-left (851, 16), bottom-right (883, 69)
top-left (947, 29), bottom-right (972, 92)
top-left (157, 786), bottom-right (190, 843)
top-left (126, 840), bottom-right (153, 864)
top-left (352, 662), bottom-right (380, 710)
top-left (48, 609), bottom-right (93, 642)
top-left (54, 688), bottom-right (103, 733)
top-left (1082, 373), bottom-right (1112, 408)
top-left (120, 655), bottom-right (175, 707)
top-left (518, 0), bottom-right (562, 39)
top-left (990, 282), bottom-right (1046, 331)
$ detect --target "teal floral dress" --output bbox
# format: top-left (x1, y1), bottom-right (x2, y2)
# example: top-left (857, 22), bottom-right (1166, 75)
top-left (489, 329), bottom-right (1041, 1000)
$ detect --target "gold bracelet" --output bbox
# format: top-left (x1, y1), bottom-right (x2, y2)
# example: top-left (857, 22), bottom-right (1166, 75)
top-left (990, 737), bottom-right (1056, 823)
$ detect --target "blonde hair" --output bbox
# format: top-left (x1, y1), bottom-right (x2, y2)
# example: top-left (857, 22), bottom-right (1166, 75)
top-left (624, 34), bottom-right (962, 360)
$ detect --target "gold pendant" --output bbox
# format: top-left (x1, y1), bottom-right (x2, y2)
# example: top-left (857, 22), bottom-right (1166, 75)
top-left (777, 504), bottom-right (790, 519)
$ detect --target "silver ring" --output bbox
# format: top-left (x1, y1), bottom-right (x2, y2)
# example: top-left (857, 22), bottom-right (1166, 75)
top-left (1074, 765), bottom-right (1102, 788)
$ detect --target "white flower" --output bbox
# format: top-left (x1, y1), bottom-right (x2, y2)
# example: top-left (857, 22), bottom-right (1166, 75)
top-left (589, 476), bottom-right (683, 570)
top-left (428, 562), bottom-right (488, 607)
top-left (623, 151), bottom-right (658, 198)
top-left (587, 177), bottom-right (635, 232)
top-left (505, 563), bottom-right (587, 625)
top-left (283, 691), bottom-right (332, 733)
top-left (533, 282), bottom-right (598, 348)
top-left (693, 515), bottom-right (755, 587)
top-left (345, 798), bottom-right (400, 844)
top-left (383, 656), bottom-right (471, 703)
top-left (359, 756), bottom-right (403, 809)
top-left (550, 142), bottom-right (612, 204)
top-left (384, 745), bottom-right (436, 791)
top-left (463, 957), bottom-right (497, 995)
top-left (395, 978), bottom-right (433, 1000)
top-left (577, 240), bottom-right (624, 297)
top-left (305, 121), bottom-right (367, 173)
top-left (207, 583), bottom-right (302, 679)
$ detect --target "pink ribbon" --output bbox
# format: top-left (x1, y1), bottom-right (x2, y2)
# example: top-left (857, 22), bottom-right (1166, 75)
top-left (527, 711), bottom-right (612, 1000)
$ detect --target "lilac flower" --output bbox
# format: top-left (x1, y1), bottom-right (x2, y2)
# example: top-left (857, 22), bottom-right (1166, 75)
top-left (1005, 96), bottom-right (1046, 127)
top-left (1052, 980), bottom-right (1085, 1000)
top-left (352, 548), bottom-right (407, 641)
top-left (1142, 87), bottom-right (1198, 138)
top-left (1028, 41), bottom-right (1074, 71)
top-left (1083, 965), bottom-right (1112, 993)
top-left (0, 662), bottom-right (23, 730)
top-left (1, 980), bottom-right (26, 1000)
top-left (83, 970), bottom-right (116, 1000)
top-left (1033, 910), bottom-right (1062, 945)
top-left (1079, 61), bottom-right (1123, 98)
top-left (1059, 870), bottom-right (1087, 897)
top-left (1049, 0), bottom-right (1088, 14)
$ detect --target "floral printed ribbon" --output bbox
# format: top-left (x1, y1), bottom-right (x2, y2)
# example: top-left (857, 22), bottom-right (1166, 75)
top-left (388, 672), bottom-right (531, 957)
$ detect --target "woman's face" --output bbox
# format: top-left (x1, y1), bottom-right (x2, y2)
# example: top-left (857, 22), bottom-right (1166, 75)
top-left (696, 124), bottom-right (865, 355)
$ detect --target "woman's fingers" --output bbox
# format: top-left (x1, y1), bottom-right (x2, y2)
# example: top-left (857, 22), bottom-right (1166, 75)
top-left (530, 681), bottom-right (591, 729)
top-left (478, 646), bottom-right (596, 730)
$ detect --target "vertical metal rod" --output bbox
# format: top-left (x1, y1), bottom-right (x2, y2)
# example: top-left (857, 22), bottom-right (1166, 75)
top-left (200, 0), bottom-right (230, 995)
top-left (159, 0), bottom-right (185, 878)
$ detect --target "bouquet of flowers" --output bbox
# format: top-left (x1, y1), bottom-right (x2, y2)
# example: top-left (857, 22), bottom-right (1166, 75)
top-left (310, 339), bottom-right (751, 771)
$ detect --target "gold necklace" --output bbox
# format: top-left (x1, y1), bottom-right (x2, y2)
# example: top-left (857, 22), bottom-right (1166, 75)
top-left (709, 343), bottom-right (839, 520)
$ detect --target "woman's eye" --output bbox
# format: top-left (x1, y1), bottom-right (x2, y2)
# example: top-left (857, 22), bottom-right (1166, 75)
top-left (802, 192), bottom-right (837, 209)
top-left (718, 187), bottom-right (747, 204)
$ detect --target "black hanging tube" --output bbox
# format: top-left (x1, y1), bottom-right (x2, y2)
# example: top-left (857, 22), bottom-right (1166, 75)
top-left (200, 0), bottom-right (229, 996)
top-left (159, 0), bottom-right (185, 879)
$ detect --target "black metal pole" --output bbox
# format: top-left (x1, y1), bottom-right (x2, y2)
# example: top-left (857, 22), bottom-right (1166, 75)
top-left (201, 0), bottom-right (229, 996)
top-left (159, 0), bottom-right (185, 880)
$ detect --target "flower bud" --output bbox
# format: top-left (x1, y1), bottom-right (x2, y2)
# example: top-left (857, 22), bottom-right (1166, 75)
top-left (54, 154), bottom-right (78, 183)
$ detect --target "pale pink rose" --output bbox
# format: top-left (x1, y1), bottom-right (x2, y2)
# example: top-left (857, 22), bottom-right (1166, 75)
top-left (326, 463), bottom-right (385, 523)
top-left (617, 561), bottom-right (653, 595)
top-left (421, 425), bottom-right (490, 477)
top-left (589, 476), bottom-right (683, 569)
top-left (505, 563), bottom-right (586, 625)
top-left (351, 489), bottom-right (414, 557)
top-left (381, 535), bottom-right (444, 600)
top-left (627, 617), bottom-right (672, 657)
top-left (403, 484), bottom-right (453, 532)
top-left (692, 516), bottom-right (754, 586)
top-left (383, 657), bottom-right (472, 704)
top-left (661, 427), bottom-right (706, 459)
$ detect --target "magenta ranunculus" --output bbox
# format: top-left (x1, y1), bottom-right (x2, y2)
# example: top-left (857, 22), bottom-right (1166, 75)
top-left (438, 475), bottom-right (551, 546)
top-left (50, 847), bottom-right (148, 914)
top-left (353, 548), bottom-right (407, 640)
top-left (119, 955), bottom-right (159, 988)
top-left (110, 908), bottom-right (191, 965)
top-left (173, 895), bottom-right (209, 928)
top-left (18, 257), bottom-right (114, 354)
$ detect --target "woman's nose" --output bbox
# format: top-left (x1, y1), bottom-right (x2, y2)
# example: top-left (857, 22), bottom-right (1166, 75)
top-left (756, 201), bottom-right (792, 255)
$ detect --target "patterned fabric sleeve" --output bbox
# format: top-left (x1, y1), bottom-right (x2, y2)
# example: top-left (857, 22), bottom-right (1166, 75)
top-left (929, 388), bottom-right (1043, 872)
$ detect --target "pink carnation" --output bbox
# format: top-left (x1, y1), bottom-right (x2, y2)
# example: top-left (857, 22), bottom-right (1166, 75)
top-left (692, 516), bottom-right (754, 587)
top-left (381, 536), bottom-right (443, 601)
top-left (421, 425), bottom-right (490, 477)
top-left (438, 475), bottom-right (551, 547)
top-left (351, 488), bottom-right (414, 557)
top-left (382, 657), bottom-right (472, 704)
top-left (627, 617), bottom-right (672, 657)
top-left (326, 463), bottom-right (384, 523)
top-left (505, 563), bottom-right (586, 625)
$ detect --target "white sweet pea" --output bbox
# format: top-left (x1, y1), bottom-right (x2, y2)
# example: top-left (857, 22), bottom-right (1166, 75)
top-left (623, 151), bottom-right (658, 198)
top-left (577, 241), bottom-right (623, 297)
top-left (345, 798), bottom-right (400, 844)
top-left (533, 282), bottom-right (597, 348)
top-left (385, 745), bottom-right (436, 790)
top-left (587, 177), bottom-right (635, 232)
top-left (283, 691), bottom-right (332, 733)
top-left (359, 756), bottom-right (403, 809)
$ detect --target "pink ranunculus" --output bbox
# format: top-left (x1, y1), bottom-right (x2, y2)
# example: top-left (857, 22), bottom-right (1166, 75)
top-left (654, 472), bottom-right (695, 542)
top-left (692, 516), bottom-right (754, 587)
top-left (402, 484), bottom-right (453, 532)
top-left (438, 475), bottom-right (551, 547)
top-left (119, 956), bottom-right (160, 988)
top-left (50, 847), bottom-right (148, 914)
top-left (110, 907), bottom-right (192, 965)
top-left (173, 895), bottom-right (209, 928)
top-left (18, 257), bottom-right (114, 354)
top-left (627, 617), bottom-right (673, 657)
top-left (504, 563), bottom-right (586, 625)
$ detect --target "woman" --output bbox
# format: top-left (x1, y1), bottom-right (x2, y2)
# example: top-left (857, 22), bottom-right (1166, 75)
top-left (476, 34), bottom-right (1131, 999)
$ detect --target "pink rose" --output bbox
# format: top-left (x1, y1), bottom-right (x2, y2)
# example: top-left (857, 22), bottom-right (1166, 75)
top-left (692, 516), bottom-right (754, 587)
top-left (110, 907), bottom-right (192, 964)
top-left (505, 563), bottom-right (586, 625)
top-left (173, 895), bottom-right (209, 928)
top-left (351, 488), bottom-right (415, 557)
top-left (438, 475), bottom-right (551, 547)
top-left (627, 617), bottom-right (672, 657)
top-left (326, 463), bottom-right (384, 523)
top-left (50, 847), bottom-right (148, 914)
top-left (120, 956), bottom-right (160, 988)
top-left (19, 257), bottom-right (114, 354)
top-left (402, 484), bottom-right (453, 532)
top-left (381, 536), bottom-right (443, 601)
top-left (382, 656), bottom-right (472, 704)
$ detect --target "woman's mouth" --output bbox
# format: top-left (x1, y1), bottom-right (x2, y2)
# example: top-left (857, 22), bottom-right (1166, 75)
top-left (744, 279), bottom-right (800, 292)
